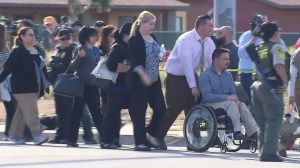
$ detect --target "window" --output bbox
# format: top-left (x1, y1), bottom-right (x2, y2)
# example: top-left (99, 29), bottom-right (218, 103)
top-left (175, 16), bottom-right (182, 32)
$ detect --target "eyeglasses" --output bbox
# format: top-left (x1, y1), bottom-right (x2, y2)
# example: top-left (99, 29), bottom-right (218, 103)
top-left (26, 33), bottom-right (35, 37)
top-left (59, 36), bottom-right (71, 41)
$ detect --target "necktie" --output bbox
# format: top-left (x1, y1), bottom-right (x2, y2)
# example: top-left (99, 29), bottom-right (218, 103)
top-left (199, 39), bottom-right (205, 72)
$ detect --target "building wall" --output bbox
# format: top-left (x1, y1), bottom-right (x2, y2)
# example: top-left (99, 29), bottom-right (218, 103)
top-left (179, 0), bottom-right (214, 30)
top-left (180, 0), bottom-right (300, 33)
top-left (236, 0), bottom-right (300, 33)
top-left (0, 7), bottom-right (186, 31)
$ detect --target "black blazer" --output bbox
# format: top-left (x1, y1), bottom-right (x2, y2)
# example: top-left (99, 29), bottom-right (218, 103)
top-left (106, 40), bottom-right (129, 87)
top-left (0, 44), bottom-right (49, 96)
top-left (69, 45), bottom-right (100, 86)
top-left (127, 31), bottom-right (161, 92)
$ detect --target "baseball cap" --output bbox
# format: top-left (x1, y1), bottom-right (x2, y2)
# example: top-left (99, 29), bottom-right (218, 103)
top-left (43, 16), bottom-right (57, 26)
top-left (94, 20), bottom-right (105, 28)
top-left (57, 29), bottom-right (71, 37)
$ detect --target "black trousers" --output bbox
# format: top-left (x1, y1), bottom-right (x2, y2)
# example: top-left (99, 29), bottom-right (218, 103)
top-left (53, 94), bottom-right (73, 140)
top-left (3, 95), bottom-right (17, 137)
top-left (155, 73), bottom-right (197, 138)
top-left (129, 80), bottom-right (166, 145)
top-left (102, 89), bottom-right (130, 144)
top-left (68, 85), bottom-right (103, 143)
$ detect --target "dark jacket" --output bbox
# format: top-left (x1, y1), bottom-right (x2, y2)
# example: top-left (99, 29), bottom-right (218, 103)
top-left (50, 43), bottom-right (76, 84)
top-left (69, 45), bottom-right (100, 86)
top-left (0, 44), bottom-right (49, 96)
top-left (106, 40), bottom-right (129, 87)
top-left (127, 31), bottom-right (161, 92)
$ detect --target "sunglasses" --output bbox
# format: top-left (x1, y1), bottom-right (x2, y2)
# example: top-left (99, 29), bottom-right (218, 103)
top-left (59, 36), bottom-right (71, 41)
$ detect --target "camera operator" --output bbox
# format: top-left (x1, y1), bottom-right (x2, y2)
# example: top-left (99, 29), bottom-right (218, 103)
top-left (238, 13), bottom-right (286, 108)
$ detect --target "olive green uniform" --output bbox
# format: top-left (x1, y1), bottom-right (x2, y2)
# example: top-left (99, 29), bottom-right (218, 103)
top-left (251, 41), bottom-right (286, 157)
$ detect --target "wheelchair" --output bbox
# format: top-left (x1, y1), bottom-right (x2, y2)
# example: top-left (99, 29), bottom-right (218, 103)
top-left (183, 105), bottom-right (257, 153)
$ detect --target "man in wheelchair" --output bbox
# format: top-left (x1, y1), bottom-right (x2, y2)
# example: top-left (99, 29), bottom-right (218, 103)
top-left (199, 48), bottom-right (258, 140)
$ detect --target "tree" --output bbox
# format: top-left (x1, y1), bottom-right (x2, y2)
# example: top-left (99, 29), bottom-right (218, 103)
top-left (68, 0), bottom-right (112, 22)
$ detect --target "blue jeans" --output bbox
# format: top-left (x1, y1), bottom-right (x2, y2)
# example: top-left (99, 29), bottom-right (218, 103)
top-left (240, 73), bottom-right (253, 106)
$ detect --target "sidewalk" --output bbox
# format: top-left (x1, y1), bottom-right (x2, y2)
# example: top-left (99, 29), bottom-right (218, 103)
top-left (0, 123), bottom-right (186, 147)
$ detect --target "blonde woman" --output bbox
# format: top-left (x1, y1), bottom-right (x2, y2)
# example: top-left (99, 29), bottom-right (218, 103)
top-left (127, 11), bottom-right (166, 151)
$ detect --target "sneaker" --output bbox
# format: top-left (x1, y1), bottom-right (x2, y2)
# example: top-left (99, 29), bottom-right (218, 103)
top-left (33, 134), bottom-right (48, 145)
top-left (233, 131), bottom-right (245, 140)
top-left (8, 137), bottom-right (25, 145)
top-left (1, 136), bottom-right (9, 141)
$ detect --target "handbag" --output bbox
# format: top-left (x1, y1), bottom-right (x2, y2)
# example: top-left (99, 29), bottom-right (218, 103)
top-left (53, 73), bottom-right (84, 97)
top-left (0, 76), bottom-right (11, 102)
top-left (91, 56), bottom-right (118, 89)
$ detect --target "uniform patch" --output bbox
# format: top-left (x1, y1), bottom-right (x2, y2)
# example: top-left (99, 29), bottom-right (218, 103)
top-left (276, 46), bottom-right (285, 59)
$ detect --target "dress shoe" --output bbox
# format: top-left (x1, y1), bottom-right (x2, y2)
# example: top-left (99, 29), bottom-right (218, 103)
top-left (100, 143), bottom-right (118, 149)
top-left (233, 131), bottom-right (245, 140)
top-left (259, 154), bottom-right (284, 162)
top-left (278, 143), bottom-right (287, 157)
top-left (84, 137), bottom-right (97, 144)
top-left (147, 134), bottom-right (167, 150)
top-left (67, 142), bottom-right (79, 147)
top-left (48, 138), bottom-right (61, 144)
top-left (134, 144), bottom-right (151, 151)
top-left (247, 132), bottom-right (257, 140)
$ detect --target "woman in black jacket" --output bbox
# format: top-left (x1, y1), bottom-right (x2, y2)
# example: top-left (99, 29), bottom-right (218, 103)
top-left (100, 23), bottom-right (132, 149)
top-left (67, 26), bottom-right (103, 147)
top-left (127, 11), bottom-right (166, 151)
top-left (0, 27), bottom-right (50, 145)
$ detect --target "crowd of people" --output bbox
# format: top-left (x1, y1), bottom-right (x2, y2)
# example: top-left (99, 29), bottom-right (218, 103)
top-left (0, 11), bottom-right (299, 162)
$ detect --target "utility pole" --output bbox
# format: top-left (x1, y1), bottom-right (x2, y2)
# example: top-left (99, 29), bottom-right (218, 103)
top-left (213, 0), bottom-right (236, 40)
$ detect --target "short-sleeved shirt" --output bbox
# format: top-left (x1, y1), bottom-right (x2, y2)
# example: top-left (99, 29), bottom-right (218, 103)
top-left (271, 44), bottom-right (285, 66)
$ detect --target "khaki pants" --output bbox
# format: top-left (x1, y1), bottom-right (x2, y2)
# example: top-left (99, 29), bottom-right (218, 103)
top-left (207, 100), bottom-right (257, 136)
top-left (9, 93), bottom-right (46, 139)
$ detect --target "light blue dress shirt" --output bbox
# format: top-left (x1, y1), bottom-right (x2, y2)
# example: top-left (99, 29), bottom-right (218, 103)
top-left (199, 66), bottom-right (236, 104)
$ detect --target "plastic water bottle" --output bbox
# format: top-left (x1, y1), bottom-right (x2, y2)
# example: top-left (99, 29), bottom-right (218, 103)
top-left (290, 111), bottom-right (297, 123)
top-left (159, 44), bottom-right (166, 59)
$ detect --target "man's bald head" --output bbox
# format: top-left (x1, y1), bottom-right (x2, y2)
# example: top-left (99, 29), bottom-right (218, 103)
top-left (219, 26), bottom-right (233, 44)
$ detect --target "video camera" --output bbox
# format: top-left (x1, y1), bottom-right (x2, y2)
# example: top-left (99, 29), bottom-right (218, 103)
top-left (250, 14), bottom-right (264, 37)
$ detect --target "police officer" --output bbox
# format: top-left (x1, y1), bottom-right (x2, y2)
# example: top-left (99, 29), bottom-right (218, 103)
top-left (251, 21), bottom-right (288, 162)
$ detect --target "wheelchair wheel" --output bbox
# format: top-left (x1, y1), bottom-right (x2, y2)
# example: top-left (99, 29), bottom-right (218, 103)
top-left (220, 143), bottom-right (228, 153)
top-left (184, 105), bottom-right (217, 152)
top-left (250, 142), bottom-right (257, 153)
